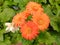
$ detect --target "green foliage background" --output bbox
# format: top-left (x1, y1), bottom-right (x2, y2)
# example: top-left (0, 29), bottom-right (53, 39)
top-left (0, 0), bottom-right (60, 45)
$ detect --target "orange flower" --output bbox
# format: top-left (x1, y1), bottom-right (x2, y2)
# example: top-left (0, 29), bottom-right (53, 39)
top-left (20, 21), bottom-right (39, 40)
top-left (26, 1), bottom-right (43, 15)
top-left (12, 13), bottom-right (26, 27)
top-left (32, 13), bottom-right (50, 31)
top-left (21, 9), bottom-right (30, 17)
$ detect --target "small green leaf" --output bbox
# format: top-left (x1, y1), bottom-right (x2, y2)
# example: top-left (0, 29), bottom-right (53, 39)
top-left (26, 15), bottom-right (32, 21)
top-left (0, 34), bottom-right (3, 41)
top-left (0, 7), bottom-right (2, 13)
top-left (0, 30), bottom-right (5, 41)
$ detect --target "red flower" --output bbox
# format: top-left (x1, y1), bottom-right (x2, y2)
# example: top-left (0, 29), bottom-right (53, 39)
top-left (26, 1), bottom-right (43, 15)
top-left (20, 21), bottom-right (39, 40)
top-left (32, 13), bottom-right (50, 31)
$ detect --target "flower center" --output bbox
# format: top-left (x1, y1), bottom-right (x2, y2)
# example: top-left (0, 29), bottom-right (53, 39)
top-left (38, 20), bottom-right (43, 25)
top-left (25, 27), bottom-right (32, 34)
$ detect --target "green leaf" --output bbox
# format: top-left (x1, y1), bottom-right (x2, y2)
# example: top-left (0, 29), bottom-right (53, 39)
top-left (49, 31), bottom-right (60, 45)
top-left (55, 34), bottom-right (60, 45)
top-left (0, 30), bottom-right (5, 41)
top-left (0, 7), bottom-right (2, 13)
top-left (0, 34), bottom-right (3, 41)
top-left (2, 1), bottom-right (12, 8)
top-left (0, 39), bottom-right (11, 45)
top-left (11, 31), bottom-right (33, 45)
top-left (56, 4), bottom-right (60, 16)
top-left (4, 40), bottom-right (11, 45)
top-left (38, 31), bottom-right (55, 45)
top-left (0, 8), bottom-right (15, 22)
top-left (43, 5), bottom-right (54, 19)
top-left (34, 0), bottom-right (47, 3)
top-left (18, 0), bottom-right (26, 9)
top-left (40, 0), bottom-right (47, 3)
top-left (49, 0), bottom-right (55, 5)
top-left (0, 0), bottom-right (4, 5)
top-left (18, 0), bottom-right (29, 9)
top-left (50, 16), bottom-right (60, 32)
top-left (14, 0), bottom-right (20, 3)
top-left (23, 0), bottom-right (29, 3)
top-left (56, 0), bottom-right (60, 4)
top-left (0, 41), bottom-right (6, 45)
top-left (26, 15), bottom-right (32, 21)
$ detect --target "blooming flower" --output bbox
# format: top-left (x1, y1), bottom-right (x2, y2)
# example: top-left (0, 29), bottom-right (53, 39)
top-left (26, 1), bottom-right (43, 15)
top-left (32, 13), bottom-right (50, 31)
top-left (12, 12), bottom-right (26, 27)
top-left (20, 21), bottom-right (39, 40)
top-left (5, 23), bottom-right (19, 33)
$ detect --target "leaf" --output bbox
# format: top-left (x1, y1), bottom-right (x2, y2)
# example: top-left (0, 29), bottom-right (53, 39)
top-left (0, 41), bottom-right (6, 45)
top-left (55, 4), bottom-right (60, 16)
top-left (0, 39), bottom-right (11, 45)
top-left (4, 39), bottom-right (11, 45)
top-left (49, 0), bottom-right (55, 5)
top-left (43, 5), bottom-right (54, 19)
top-left (40, 0), bottom-right (47, 3)
top-left (0, 0), bottom-right (4, 5)
top-left (23, 0), bottom-right (29, 3)
top-left (18, 0), bottom-right (29, 9)
top-left (50, 16), bottom-right (60, 32)
top-left (34, 0), bottom-right (47, 3)
top-left (26, 15), bottom-right (32, 21)
top-left (0, 7), bottom-right (2, 13)
top-left (10, 31), bottom-right (33, 45)
top-left (2, 1), bottom-right (12, 8)
top-left (0, 34), bottom-right (3, 41)
top-left (56, 0), bottom-right (60, 4)
top-left (0, 30), bottom-right (5, 41)
top-left (38, 31), bottom-right (55, 45)
top-left (14, 0), bottom-right (20, 3)
top-left (49, 31), bottom-right (60, 45)
top-left (18, 1), bottom-right (26, 9)
top-left (55, 34), bottom-right (60, 45)
top-left (0, 8), bottom-right (15, 22)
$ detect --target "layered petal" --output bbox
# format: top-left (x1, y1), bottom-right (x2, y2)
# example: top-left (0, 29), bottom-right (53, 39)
top-left (12, 11), bottom-right (28, 27)
top-left (20, 21), bottom-right (39, 40)
top-left (32, 13), bottom-right (50, 31)
top-left (26, 1), bottom-right (43, 15)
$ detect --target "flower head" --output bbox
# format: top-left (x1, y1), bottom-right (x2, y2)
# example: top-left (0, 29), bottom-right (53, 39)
top-left (26, 1), bottom-right (43, 15)
top-left (32, 13), bottom-right (50, 31)
top-left (20, 21), bottom-right (39, 40)
top-left (12, 12), bottom-right (26, 27)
